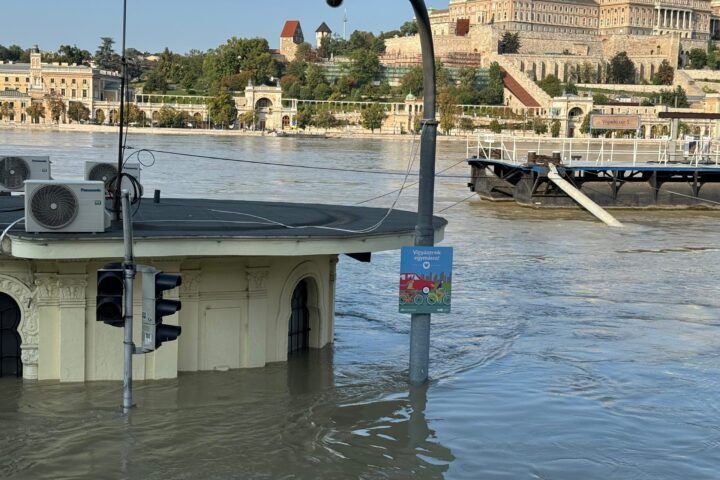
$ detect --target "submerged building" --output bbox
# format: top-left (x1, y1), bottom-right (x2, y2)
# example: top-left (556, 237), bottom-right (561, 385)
top-left (0, 197), bottom-right (446, 381)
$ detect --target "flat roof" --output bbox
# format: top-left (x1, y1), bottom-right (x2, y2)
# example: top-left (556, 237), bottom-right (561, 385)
top-left (2, 197), bottom-right (447, 260)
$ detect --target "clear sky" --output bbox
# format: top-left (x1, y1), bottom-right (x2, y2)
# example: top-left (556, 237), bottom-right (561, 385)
top-left (0, 0), bottom-right (425, 54)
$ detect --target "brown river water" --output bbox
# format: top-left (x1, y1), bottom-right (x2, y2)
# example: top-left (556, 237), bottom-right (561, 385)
top-left (0, 130), bottom-right (719, 479)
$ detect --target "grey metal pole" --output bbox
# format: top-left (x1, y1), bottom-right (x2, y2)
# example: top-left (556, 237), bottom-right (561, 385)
top-left (121, 191), bottom-right (135, 413)
top-left (113, 0), bottom-right (128, 218)
top-left (324, 0), bottom-right (438, 384)
top-left (408, 0), bottom-right (438, 385)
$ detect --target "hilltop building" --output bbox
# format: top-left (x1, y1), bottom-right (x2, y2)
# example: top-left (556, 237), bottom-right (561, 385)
top-left (385, 0), bottom-right (720, 83)
top-left (316, 22), bottom-right (333, 48)
top-left (280, 20), bottom-right (305, 61)
top-left (0, 46), bottom-right (121, 124)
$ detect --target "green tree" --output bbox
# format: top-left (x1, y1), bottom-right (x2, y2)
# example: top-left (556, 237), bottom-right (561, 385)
top-left (592, 93), bottom-right (610, 105)
top-left (537, 74), bottom-right (563, 97)
top-left (400, 20), bottom-right (419, 36)
top-left (123, 103), bottom-right (142, 125)
top-left (565, 82), bottom-right (578, 95)
top-left (579, 62), bottom-right (597, 83)
top-left (488, 119), bottom-right (503, 133)
top-left (95, 109), bottom-right (105, 125)
top-left (707, 43), bottom-right (720, 70)
top-left (57, 44), bottom-right (91, 65)
top-left (46, 93), bottom-right (66, 123)
top-left (361, 103), bottom-right (387, 133)
top-left (295, 42), bottom-right (316, 62)
top-left (688, 48), bottom-right (707, 69)
top-left (349, 49), bottom-right (381, 86)
top-left (202, 37), bottom-right (279, 90)
top-left (400, 66), bottom-right (424, 96)
top-left (608, 52), bottom-right (636, 84)
top-left (67, 101), bottom-right (90, 123)
top-left (157, 106), bottom-right (179, 127)
top-left (459, 116), bottom-right (475, 133)
top-left (550, 119), bottom-right (561, 138)
top-left (654, 86), bottom-right (689, 108)
top-left (295, 105), bottom-right (315, 130)
top-left (144, 70), bottom-right (169, 94)
top-left (532, 118), bottom-right (548, 135)
top-left (438, 91), bottom-right (458, 135)
top-left (25, 102), bottom-right (45, 123)
top-left (208, 90), bottom-right (238, 126)
top-left (314, 109), bottom-right (338, 129)
top-left (0, 102), bottom-right (12, 122)
top-left (652, 60), bottom-right (674, 85)
top-left (317, 35), bottom-right (349, 59)
top-left (499, 32), bottom-right (521, 54)
top-left (580, 113), bottom-right (590, 134)
top-left (478, 62), bottom-right (504, 105)
top-left (95, 37), bottom-right (119, 71)
top-left (239, 109), bottom-right (258, 129)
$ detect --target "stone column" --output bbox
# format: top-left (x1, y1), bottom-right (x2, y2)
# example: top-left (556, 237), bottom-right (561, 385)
top-left (58, 275), bottom-right (88, 382)
top-left (33, 273), bottom-right (59, 380)
top-left (244, 266), bottom-right (269, 368)
top-left (663, 9), bottom-right (667, 28)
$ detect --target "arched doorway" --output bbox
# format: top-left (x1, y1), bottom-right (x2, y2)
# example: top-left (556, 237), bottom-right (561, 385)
top-left (0, 292), bottom-right (21, 378)
top-left (282, 115), bottom-right (290, 129)
top-left (288, 280), bottom-right (310, 354)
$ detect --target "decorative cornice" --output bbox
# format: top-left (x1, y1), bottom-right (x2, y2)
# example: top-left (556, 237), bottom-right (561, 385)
top-left (58, 275), bottom-right (88, 304)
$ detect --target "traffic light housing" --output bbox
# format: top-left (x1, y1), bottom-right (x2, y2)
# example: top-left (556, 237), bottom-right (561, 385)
top-left (96, 263), bottom-right (124, 327)
top-left (141, 267), bottom-right (182, 351)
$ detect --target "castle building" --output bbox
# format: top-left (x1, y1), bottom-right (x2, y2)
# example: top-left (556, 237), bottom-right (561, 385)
top-left (0, 46), bottom-right (121, 125)
top-left (316, 22), bottom-right (332, 49)
top-left (280, 20), bottom-right (305, 61)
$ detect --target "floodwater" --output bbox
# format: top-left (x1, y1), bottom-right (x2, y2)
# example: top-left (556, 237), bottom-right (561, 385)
top-left (1, 129), bottom-right (720, 479)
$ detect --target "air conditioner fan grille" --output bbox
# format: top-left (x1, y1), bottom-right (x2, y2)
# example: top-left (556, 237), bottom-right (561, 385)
top-left (30, 184), bottom-right (79, 230)
top-left (0, 156), bottom-right (30, 190)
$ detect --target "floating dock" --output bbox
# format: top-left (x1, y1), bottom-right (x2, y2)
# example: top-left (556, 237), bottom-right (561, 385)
top-left (466, 135), bottom-right (720, 209)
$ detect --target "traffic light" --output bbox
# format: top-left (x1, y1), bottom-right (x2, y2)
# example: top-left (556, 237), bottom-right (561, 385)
top-left (141, 267), bottom-right (182, 351)
top-left (96, 263), bottom-right (125, 327)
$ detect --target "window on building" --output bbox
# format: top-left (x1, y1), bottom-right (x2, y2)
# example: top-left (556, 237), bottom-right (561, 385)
top-left (83, 79), bottom-right (87, 85)
top-left (61, 88), bottom-right (65, 96)
top-left (82, 90), bottom-right (87, 98)
top-left (71, 89), bottom-right (76, 98)
top-left (61, 79), bottom-right (65, 84)
top-left (14, 77), bottom-right (18, 82)
top-left (25, 77), bottom-right (29, 82)
top-left (50, 78), bottom-right (55, 84)
top-left (71, 79), bottom-right (76, 84)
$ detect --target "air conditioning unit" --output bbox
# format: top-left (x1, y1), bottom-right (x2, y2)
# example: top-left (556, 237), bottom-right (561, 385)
top-left (84, 161), bottom-right (141, 197)
top-left (25, 180), bottom-right (110, 233)
top-left (0, 156), bottom-right (51, 192)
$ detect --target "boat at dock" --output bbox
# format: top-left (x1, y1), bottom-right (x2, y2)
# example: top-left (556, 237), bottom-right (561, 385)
top-left (467, 134), bottom-right (720, 209)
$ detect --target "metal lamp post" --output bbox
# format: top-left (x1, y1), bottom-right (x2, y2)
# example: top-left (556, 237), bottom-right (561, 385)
top-left (326, 0), bottom-right (438, 384)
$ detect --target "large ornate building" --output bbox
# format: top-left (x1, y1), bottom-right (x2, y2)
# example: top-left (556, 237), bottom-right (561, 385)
top-left (0, 46), bottom-right (121, 124)
top-left (385, 0), bottom-right (720, 84)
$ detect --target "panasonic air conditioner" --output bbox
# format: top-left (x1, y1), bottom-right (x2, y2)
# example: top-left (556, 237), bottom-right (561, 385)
top-left (24, 180), bottom-right (110, 233)
top-left (84, 161), bottom-right (141, 197)
top-left (0, 156), bottom-right (52, 192)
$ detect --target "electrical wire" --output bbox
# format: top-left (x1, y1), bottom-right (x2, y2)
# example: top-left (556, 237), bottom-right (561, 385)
top-left (436, 193), bottom-right (478, 213)
top-left (0, 217), bottom-right (24, 253)
top-left (126, 146), bottom-right (468, 177)
top-left (203, 124), bottom-right (428, 235)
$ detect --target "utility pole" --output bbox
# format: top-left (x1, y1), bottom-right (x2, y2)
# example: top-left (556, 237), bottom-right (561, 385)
top-left (121, 191), bottom-right (135, 413)
top-left (343, 8), bottom-right (348, 40)
top-left (113, 0), bottom-right (129, 219)
top-left (326, 0), bottom-right (438, 384)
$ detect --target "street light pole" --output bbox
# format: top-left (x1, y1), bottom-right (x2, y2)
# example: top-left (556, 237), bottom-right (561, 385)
top-left (326, 0), bottom-right (438, 384)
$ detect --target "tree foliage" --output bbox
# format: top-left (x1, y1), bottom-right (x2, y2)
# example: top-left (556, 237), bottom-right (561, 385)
top-left (438, 90), bottom-right (458, 135)
top-left (608, 52), bottom-right (636, 84)
top-left (550, 119), bottom-right (561, 138)
top-left (652, 60), bottom-right (674, 85)
top-left (361, 104), bottom-right (387, 133)
top-left (499, 32), bottom-right (521, 54)
top-left (208, 90), bottom-right (238, 126)
top-left (537, 74), bottom-right (563, 97)
top-left (95, 37), bottom-right (120, 70)
top-left (688, 48), bottom-right (707, 69)
top-left (25, 102), bottom-right (45, 123)
top-left (67, 101), bottom-right (90, 123)
top-left (489, 119), bottom-right (503, 133)
top-left (46, 93), bottom-right (66, 122)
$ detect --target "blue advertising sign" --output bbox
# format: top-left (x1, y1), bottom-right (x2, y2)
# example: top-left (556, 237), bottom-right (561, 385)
top-left (399, 246), bottom-right (453, 314)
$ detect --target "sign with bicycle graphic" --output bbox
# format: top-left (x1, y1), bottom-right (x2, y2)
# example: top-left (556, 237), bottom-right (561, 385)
top-left (399, 246), bottom-right (453, 314)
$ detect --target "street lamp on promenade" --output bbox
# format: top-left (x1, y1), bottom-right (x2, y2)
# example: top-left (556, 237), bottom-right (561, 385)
top-left (326, 0), bottom-right (438, 385)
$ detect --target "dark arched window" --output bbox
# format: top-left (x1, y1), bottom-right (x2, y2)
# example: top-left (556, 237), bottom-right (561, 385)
top-left (288, 280), bottom-right (310, 354)
top-left (0, 293), bottom-right (21, 378)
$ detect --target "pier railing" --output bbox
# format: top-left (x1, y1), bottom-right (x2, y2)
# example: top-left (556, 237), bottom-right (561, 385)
top-left (467, 134), bottom-right (720, 167)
